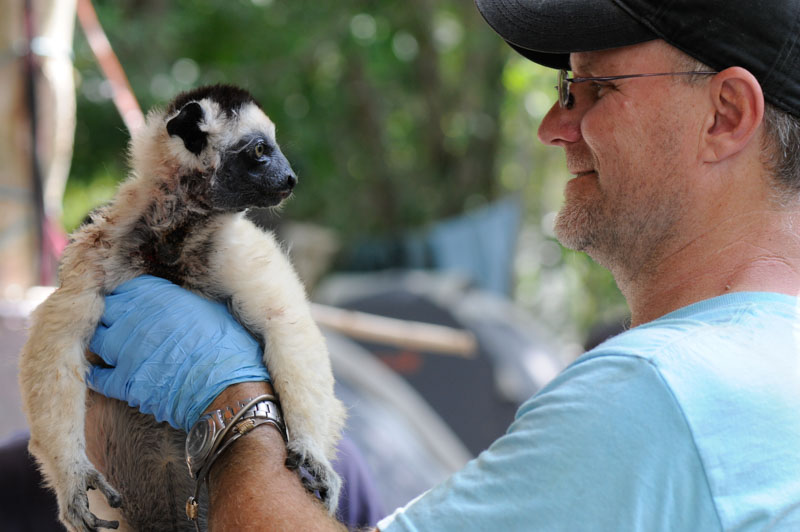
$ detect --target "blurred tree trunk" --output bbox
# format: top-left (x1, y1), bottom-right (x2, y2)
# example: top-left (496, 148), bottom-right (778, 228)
top-left (0, 0), bottom-right (75, 291)
top-left (403, 0), bottom-right (507, 219)
top-left (343, 51), bottom-right (401, 233)
top-left (337, 1), bottom-right (508, 233)
top-left (452, 7), bottom-right (507, 208)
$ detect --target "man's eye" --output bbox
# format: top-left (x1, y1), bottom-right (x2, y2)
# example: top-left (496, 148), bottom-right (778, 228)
top-left (590, 81), bottom-right (615, 97)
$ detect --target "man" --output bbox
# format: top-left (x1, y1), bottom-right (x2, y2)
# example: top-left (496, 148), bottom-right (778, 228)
top-left (86, 0), bottom-right (800, 530)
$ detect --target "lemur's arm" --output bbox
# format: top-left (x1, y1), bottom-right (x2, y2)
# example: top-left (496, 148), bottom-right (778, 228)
top-left (205, 381), bottom-right (349, 531)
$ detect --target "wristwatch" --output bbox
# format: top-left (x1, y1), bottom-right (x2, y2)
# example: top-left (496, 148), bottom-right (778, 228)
top-left (185, 395), bottom-right (288, 479)
top-left (185, 394), bottom-right (288, 527)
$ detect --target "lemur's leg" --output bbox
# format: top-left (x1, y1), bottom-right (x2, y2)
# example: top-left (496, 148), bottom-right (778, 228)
top-left (207, 214), bottom-right (346, 513)
top-left (19, 287), bottom-right (121, 531)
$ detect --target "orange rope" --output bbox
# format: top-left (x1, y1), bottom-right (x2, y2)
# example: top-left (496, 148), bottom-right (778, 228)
top-left (75, 0), bottom-right (144, 133)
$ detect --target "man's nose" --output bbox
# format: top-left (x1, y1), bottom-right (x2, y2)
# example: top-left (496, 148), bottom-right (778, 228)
top-left (537, 100), bottom-right (583, 147)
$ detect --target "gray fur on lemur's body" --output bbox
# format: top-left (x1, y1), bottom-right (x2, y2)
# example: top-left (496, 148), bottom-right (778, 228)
top-left (18, 85), bottom-right (346, 531)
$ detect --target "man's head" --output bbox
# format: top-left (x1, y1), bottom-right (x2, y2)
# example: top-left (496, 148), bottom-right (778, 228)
top-left (474, 0), bottom-right (800, 119)
top-left (476, 0), bottom-right (800, 280)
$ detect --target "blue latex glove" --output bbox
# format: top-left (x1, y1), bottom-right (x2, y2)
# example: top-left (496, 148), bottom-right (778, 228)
top-left (88, 275), bottom-right (270, 432)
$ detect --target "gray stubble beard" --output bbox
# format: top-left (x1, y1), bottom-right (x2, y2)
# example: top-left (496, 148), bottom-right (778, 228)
top-left (553, 173), bottom-right (686, 284)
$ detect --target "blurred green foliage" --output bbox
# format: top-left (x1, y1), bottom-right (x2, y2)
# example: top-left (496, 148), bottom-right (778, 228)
top-left (64, 0), bottom-right (627, 344)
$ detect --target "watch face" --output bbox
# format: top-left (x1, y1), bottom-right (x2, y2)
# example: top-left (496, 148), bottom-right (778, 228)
top-left (186, 414), bottom-right (218, 476)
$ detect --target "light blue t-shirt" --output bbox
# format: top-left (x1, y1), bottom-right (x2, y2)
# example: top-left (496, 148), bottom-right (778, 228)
top-left (378, 292), bottom-right (800, 531)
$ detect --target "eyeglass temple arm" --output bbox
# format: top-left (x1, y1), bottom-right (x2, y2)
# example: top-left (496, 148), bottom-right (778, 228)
top-left (568, 71), bottom-right (717, 83)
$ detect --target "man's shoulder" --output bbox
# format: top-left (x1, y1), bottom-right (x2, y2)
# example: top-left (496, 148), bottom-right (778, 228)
top-left (583, 291), bottom-right (798, 368)
top-left (536, 292), bottom-right (800, 530)
top-left (524, 290), bottom-right (800, 477)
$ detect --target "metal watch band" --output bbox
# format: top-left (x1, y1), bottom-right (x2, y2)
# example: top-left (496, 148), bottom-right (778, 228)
top-left (186, 396), bottom-right (288, 479)
top-left (185, 394), bottom-right (288, 529)
top-left (207, 401), bottom-right (289, 474)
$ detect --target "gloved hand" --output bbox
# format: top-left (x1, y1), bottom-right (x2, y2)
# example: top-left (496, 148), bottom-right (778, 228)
top-left (87, 275), bottom-right (270, 432)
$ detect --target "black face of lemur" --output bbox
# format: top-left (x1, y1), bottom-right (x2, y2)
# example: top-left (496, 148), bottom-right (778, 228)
top-left (213, 134), bottom-right (297, 211)
top-left (166, 100), bottom-right (297, 212)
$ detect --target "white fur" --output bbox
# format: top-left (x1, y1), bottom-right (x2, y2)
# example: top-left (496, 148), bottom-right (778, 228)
top-left (210, 214), bottom-right (344, 464)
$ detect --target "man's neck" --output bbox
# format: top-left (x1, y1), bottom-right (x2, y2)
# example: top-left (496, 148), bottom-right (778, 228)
top-left (617, 209), bottom-right (800, 326)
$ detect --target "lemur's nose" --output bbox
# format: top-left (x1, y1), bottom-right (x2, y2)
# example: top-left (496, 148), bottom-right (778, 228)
top-left (285, 173), bottom-right (297, 190)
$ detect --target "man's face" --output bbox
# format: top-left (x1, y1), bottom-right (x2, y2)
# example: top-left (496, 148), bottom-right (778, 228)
top-left (538, 41), bottom-right (706, 280)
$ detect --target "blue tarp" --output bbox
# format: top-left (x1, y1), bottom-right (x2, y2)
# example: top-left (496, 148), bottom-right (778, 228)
top-left (344, 198), bottom-right (522, 296)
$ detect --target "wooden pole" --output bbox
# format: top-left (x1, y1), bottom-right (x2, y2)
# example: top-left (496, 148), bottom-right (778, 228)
top-left (311, 303), bottom-right (477, 358)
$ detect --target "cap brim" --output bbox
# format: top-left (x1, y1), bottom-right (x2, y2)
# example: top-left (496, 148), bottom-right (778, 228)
top-left (475, 0), bottom-right (656, 69)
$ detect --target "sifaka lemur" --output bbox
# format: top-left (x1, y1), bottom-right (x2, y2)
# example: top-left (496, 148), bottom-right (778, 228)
top-left (18, 84), bottom-right (346, 531)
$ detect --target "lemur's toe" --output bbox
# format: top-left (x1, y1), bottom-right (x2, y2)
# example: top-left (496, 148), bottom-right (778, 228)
top-left (87, 468), bottom-right (123, 508)
top-left (63, 468), bottom-right (122, 531)
top-left (65, 492), bottom-right (120, 532)
top-left (86, 516), bottom-right (120, 531)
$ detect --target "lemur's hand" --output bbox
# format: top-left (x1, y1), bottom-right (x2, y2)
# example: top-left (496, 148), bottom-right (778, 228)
top-left (88, 274), bottom-right (270, 432)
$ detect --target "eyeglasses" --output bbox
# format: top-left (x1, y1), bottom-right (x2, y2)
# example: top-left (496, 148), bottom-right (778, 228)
top-left (557, 69), bottom-right (717, 109)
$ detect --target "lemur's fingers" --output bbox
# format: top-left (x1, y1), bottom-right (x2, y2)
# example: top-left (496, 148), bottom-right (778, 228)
top-left (285, 441), bottom-right (341, 514)
top-left (309, 459), bottom-right (341, 514)
top-left (285, 449), bottom-right (304, 471)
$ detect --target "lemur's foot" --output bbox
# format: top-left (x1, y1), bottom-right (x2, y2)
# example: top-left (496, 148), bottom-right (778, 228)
top-left (62, 467), bottom-right (121, 531)
top-left (286, 444), bottom-right (342, 514)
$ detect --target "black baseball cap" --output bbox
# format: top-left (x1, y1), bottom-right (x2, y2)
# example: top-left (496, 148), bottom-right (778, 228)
top-left (475, 0), bottom-right (800, 119)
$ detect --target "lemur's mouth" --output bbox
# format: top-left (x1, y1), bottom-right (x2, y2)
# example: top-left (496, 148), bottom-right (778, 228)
top-left (267, 189), bottom-right (292, 204)
top-left (261, 190), bottom-right (292, 207)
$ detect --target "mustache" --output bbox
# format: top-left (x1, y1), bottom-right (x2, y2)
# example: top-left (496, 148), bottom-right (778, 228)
top-left (565, 150), bottom-right (597, 174)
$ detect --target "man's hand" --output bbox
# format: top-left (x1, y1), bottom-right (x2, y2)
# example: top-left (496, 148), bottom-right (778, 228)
top-left (87, 275), bottom-right (270, 432)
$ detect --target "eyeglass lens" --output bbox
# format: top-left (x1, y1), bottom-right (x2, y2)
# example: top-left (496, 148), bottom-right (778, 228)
top-left (557, 69), bottom-right (573, 109)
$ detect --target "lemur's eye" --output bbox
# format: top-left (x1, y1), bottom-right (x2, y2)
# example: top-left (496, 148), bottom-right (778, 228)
top-left (253, 142), bottom-right (266, 158)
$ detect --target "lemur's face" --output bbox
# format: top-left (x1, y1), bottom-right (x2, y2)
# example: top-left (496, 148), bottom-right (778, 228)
top-left (209, 131), bottom-right (295, 210)
top-left (164, 85), bottom-right (297, 212)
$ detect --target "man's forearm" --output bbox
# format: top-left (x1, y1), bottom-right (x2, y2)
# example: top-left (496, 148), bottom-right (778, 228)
top-left (204, 382), bottom-right (346, 531)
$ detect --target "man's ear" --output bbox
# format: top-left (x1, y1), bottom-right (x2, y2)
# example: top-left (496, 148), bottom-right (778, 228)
top-left (166, 101), bottom-right (208, 155)
top-left (701, 67), bottom-right (764, 163)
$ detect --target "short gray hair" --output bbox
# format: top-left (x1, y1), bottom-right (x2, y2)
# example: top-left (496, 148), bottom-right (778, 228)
top-left (761, 105), bottom-right (800, 201)
top-left (675, 49), bottom-right (800, 201)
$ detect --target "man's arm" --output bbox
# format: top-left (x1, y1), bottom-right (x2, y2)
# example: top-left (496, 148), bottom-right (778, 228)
top-left (203, 381), bottom-right (349, 531)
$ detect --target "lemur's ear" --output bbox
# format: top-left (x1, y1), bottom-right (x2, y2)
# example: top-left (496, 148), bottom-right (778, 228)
top-left (166, 101), bottom-right (208, 155)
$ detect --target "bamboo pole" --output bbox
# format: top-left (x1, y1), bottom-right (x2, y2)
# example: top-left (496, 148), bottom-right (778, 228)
top-left (311, 303), bottom-right (477, 358)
